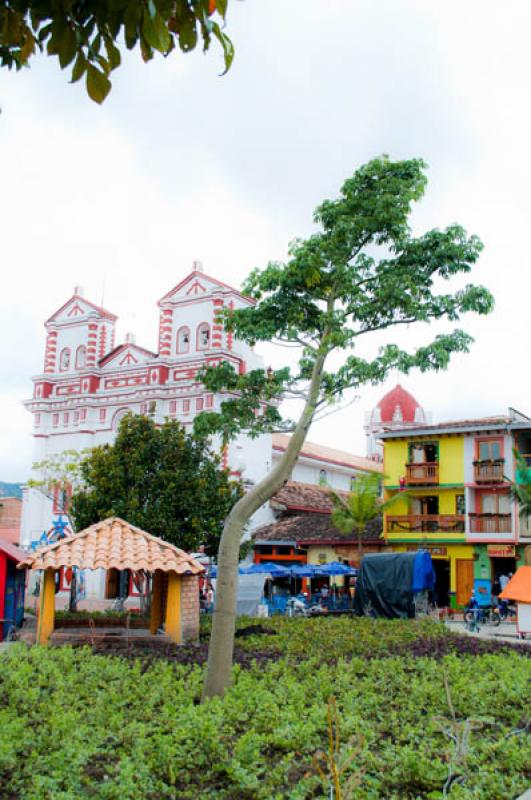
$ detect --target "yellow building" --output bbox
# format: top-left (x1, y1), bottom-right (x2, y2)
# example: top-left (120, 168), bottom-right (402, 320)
top-left (381, 429), bottom-right (474, 608)
top-left (380, 412), bottom-right (531, 609)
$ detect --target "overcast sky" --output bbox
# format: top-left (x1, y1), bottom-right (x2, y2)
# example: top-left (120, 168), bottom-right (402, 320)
top-left (1, 0), bottom-right (530, 480)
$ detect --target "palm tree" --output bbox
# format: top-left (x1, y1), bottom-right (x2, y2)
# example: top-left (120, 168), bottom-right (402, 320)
top-left (330, 473), bottom-right (410, 561)
top-left (330, 473), bottom-right (384, 560)
top-left (510, 449), bottom-right (531, 523)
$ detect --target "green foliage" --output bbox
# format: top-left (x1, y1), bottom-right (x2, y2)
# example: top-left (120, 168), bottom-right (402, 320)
top-left (330, 472), bottom-right (382, 552)
top-left (0, 0), bottom-right (233, 103)
top-left (0, 619), bottom-right (529, 798)
top-left (195, 157), bottom-right (493, 447)
top-left (29, 448), bottom-right (89, 501)
top-left (509, 448), bottom-right (531, 521)
top-left (70, 413), bottom-right (242, 552)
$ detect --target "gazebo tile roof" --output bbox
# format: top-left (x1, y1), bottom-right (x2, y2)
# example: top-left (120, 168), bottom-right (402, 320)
top-left (18, 517), bottom-right (205, 575)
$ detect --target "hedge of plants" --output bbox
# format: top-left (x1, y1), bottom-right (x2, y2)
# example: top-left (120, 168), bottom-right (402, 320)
top-left (0, 618), bottom-right (529, 799)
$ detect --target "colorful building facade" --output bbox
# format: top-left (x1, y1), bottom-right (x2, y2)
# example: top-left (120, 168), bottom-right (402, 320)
top-left (381, 410), bottom-right (531, 608)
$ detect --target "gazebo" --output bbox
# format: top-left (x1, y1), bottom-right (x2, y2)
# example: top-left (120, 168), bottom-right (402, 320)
top-left (17, 517), bottom-right (205, 645)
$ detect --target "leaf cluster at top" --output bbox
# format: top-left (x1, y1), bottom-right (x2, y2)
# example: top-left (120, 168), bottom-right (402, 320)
top-left (0, 0), bottom-right (233, 102)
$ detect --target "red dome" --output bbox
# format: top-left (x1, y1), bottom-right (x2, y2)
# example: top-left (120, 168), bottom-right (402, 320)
top-left (377, 385), bottom-right (423, 424)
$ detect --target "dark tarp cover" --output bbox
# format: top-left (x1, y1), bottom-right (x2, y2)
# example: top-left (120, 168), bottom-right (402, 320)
top-left (353, 552), bottom-right (434, 619)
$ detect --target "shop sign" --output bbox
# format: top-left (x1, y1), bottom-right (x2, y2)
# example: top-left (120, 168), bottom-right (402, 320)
top-left (406, 545), bottom-right (447, 556)
top-left (487, 545), bottom-right (515, 558)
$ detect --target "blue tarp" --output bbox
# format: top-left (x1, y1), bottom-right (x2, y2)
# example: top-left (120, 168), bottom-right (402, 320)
top-left (412, 551), bottom-right (436, 593)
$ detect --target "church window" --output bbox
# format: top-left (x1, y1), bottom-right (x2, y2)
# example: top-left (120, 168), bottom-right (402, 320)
top-left (318, 469), bottom-right (328, 486)
top-left (183, 399), bottom-right (190, 414)
top-left (63, 412), bottom-right (69, 426)
top-left (112, 408), bottom-right (129, 430)
top-left (197, 323), bottom-right (210, 350)
top-left (59, 348), bottom-right (71, 371)
top-left (206, 395), bottom-right (213, 408)
top-left (177, 327), bottom-right (190, 354)
top-left (79, 409), bottom-right (87, 422)
top-left (169, 400), bottom-right (177, 415)
top-left (75, 345), bottom-right (86, 369)
top-left (99, 408), bottom-right (107, 422)
top-left (196, 397), bottom-right (204, 411)
top-left (52, 413), bottom-right (59, 427)
top-left (350, 475), bottom-right (357, 490)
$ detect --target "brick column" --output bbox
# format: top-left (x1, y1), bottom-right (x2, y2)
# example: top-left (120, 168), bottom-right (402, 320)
top-left (212, 299), bottom-right (224, 348)
top-left (180, 575), bottom-right (200, 642)
top-left (158, 308), bottom-right (173, 357)
top-left (98, 325), bottom-right (107, 359)
top-left (86, 323), bottom-right (98, 367)
top-left (44, 330), bottom-right (58, 373)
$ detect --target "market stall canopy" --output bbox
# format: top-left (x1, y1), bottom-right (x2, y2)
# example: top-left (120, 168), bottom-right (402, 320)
top-left (17, 517), bottom-right (205, 575)
top-left (499, 566), bottom-right (531, 604)
top-left (316, 562), bottom-right (358, 576)
top-left (240, 562), bottom-right (291, 576)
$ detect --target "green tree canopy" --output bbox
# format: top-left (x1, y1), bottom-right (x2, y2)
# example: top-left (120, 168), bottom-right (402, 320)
top-left (0, 0), bottom-right (233, 103)
top-left (70, 413), bottom-right (242, 552)
top-left (199, 155), bottom-right (494, 699)
top-left (330, 473), bottom-right (382, 558)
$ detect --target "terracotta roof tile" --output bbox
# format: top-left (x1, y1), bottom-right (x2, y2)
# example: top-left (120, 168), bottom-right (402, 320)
top-left (254, 513), bottom-right (383, 544)
top-left (271, 481), bottom-right (348, 513)
top-left (17, 517), bottom-right (205, 575)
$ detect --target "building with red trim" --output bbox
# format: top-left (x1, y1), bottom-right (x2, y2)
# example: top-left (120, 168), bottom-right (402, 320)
top-left (20, 264), bottom-right (383, 606)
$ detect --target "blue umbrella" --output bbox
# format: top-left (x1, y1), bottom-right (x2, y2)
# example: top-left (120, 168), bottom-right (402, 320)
top-left (289, 564), bottom-right (320, 577)
top-left (240, 562), bottom-right (291, 576)
top-left (317, 562), bottom-right (357, 576)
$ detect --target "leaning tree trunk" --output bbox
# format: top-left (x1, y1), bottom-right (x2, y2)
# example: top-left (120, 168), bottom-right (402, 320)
top-left (201, 354), bottom-right (327, 700)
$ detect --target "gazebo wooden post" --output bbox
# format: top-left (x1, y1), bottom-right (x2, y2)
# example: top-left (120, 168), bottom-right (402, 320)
top-left (37, 568), bottom-right (56, 645)
top-left (165, 571), bottom-right (181, 643)
top-left (150, 570), bottom-right (163, 634)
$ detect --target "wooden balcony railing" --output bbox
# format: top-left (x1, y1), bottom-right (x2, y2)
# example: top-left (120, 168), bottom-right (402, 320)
top-left (405, 462), bottom-right (439, 485)
top-left (473, 460), bottom-right (505, 483)
top-left (468, 513), bottom-right (512, 534)
top-left (386, 514), bottom-right (465, 534)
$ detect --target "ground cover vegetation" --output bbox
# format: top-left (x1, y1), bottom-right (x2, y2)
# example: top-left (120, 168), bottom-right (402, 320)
top-left (0, 618), bottom-right (528, 799)
top-left (0, 0), bottom-right (233, 102)
top-left (195, 156), bottom-right (494, 698)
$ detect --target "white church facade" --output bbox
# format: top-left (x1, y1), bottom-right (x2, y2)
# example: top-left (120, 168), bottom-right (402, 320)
top-left (20, 264), bottom-right (384, 605)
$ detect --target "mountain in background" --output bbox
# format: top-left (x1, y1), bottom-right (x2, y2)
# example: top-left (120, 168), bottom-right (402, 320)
top-left (0, 482), bottom-right (23, 499)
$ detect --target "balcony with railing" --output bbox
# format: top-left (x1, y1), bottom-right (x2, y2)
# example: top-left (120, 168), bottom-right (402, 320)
top-left (468, 513), bottom-right (512, 534)
top-left (404, 462), bottom-right (439, 485)
top-left (386, 514), bottom-right (465, 534)
top-left (473, 459), bottom-right (505, 483)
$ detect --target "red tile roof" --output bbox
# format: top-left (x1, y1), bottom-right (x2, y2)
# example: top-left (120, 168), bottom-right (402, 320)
top-left (18, 518), bottom-right (205, 574)
top-left (380, 415), bottom-right (515, 437)
top-left (254, 513), bottom-right (382, 544)
top-left (271, 481), bottom-right (347, 514)
top-left (272, 435), bottom-right (383, 473)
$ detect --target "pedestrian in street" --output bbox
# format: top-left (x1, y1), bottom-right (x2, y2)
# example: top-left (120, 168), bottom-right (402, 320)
top-left (499, 573), bottom-right (509, 591)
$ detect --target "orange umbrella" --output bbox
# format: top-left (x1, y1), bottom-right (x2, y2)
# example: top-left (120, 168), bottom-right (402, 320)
top-left (499, 566), bottom-right (531, 604)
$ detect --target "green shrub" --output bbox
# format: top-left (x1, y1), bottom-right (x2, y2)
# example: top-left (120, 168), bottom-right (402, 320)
top-left (0, 619), bottom-right (528, 799)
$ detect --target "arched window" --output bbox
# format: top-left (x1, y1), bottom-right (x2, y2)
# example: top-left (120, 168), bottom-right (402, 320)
top-left (197, 323), bottom-right (210, 350)
top-left (176, 326), bottom-right (190, 353)
top-left (59, 348), bottom-right (71, 372)
top-left (75, 345), bottom-right (86, 369)
top-left (318, 469), bottom-right (328, 486)
top-left (112, 408), bottom-right (130, 430)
